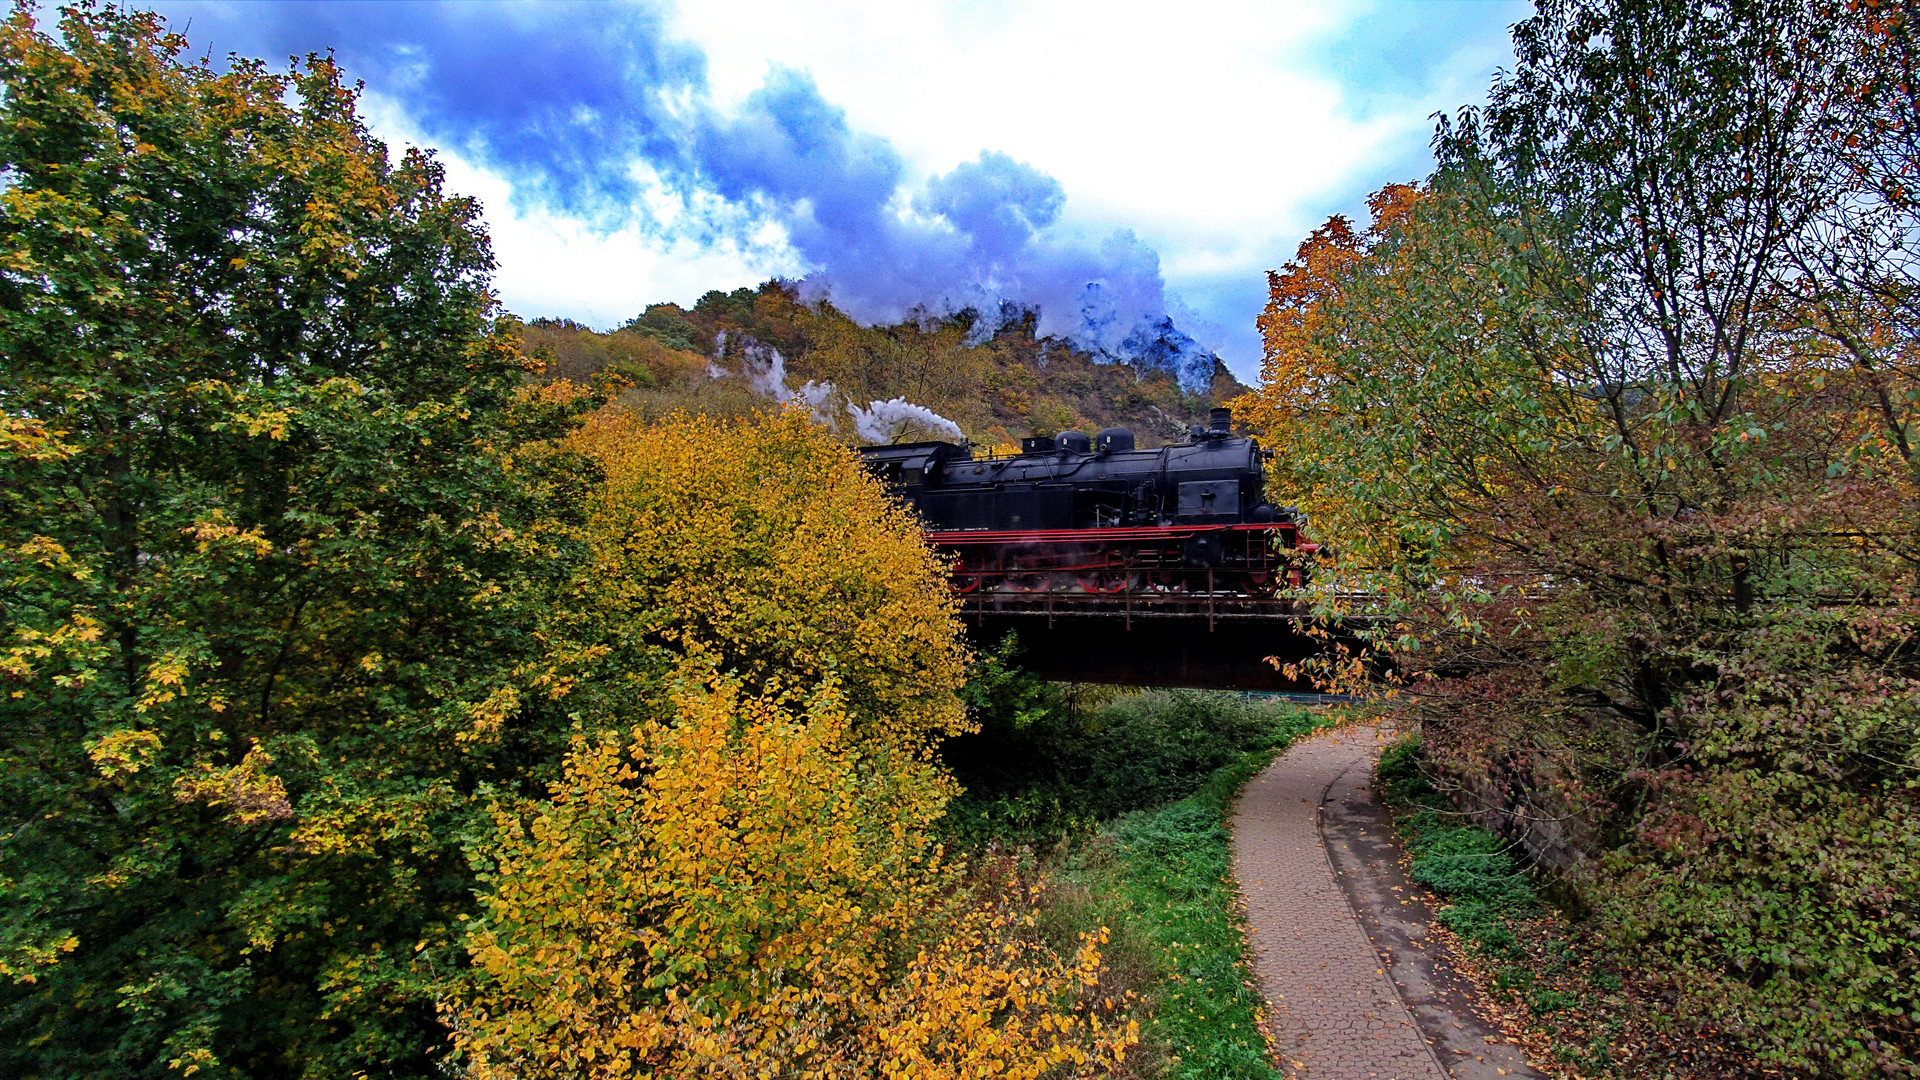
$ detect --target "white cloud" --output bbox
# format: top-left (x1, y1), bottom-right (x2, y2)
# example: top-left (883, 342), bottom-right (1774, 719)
top-left (671, 1), bottom-right (1375, 247)
top-left (359, 93), bottom-right (805, 329)
top-left (353, 1), bottom-right (1519, 366)
top-left (664, 0), bottom-right (1517, 372)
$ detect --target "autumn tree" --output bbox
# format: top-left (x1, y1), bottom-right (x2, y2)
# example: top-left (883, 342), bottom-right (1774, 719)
top-left (1239, 0), bottom-right (1919, 1070)
top-left (454, 408), bottom-right (1137, 1077)
top-left (1792, 1), bottom-right (1920, 507)
top-left (0, 4), bottom-right (600, 1075)
top-left (549, 407), bottom-right (970, 743)
top-left (1234, 186), bottom-right (1414, 545)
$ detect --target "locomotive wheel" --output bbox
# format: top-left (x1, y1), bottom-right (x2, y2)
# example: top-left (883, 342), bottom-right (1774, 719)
top-left (1076, 572), bottom-right (1129, 594)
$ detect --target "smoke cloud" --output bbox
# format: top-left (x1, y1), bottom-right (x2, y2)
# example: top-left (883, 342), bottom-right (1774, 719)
top-left (846, 399), bottom-right (968, 445)
top-left (730, 334), bottom-right (836, 426)
top-left (147, 1), bottom-right (1224, 390)
top-left (715, 330), bottom-right (960, 443)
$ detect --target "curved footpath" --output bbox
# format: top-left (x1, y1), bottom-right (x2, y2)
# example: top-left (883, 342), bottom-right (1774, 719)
top-left (1232, 723), bottom-right (1542, 1080)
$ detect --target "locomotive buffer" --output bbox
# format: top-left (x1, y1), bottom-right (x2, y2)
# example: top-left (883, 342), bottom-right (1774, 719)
top-left (859, 408), bottom-right (1324, 691)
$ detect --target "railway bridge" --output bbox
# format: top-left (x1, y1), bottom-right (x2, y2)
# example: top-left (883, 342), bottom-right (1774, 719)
top-left (941, 539), bottom-right (1342, 691)
top-left (962, 603), bottom-right (1326, 691)
top-left (863, 410), bottom-right (1351, 690)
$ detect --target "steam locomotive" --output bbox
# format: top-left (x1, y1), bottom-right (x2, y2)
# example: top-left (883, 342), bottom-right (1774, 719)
top-left (858, 408), bottom-right (1313, 599)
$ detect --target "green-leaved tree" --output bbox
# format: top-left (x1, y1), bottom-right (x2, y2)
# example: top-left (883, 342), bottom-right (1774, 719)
top-left (0, 5), bottom-right (595, 1075)
top-left (1238, 0), bottom-right (1920, 1071)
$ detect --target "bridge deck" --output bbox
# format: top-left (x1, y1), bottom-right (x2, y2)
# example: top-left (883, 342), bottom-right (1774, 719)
top-left (962, 606), bottom-right (1333, 691)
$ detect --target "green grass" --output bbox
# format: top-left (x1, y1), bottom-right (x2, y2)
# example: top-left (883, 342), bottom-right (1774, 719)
top-left (1374, 734), bottom-right (1533, 956)
top-left (949, 687), bottom-right (1330, 1079)
top-left (1375, 735), bottom-right (1635, 1076)
top-left (1092, 733), bottom-right (1321, 1079)
top-left (941, 683), bottom-right (1319, 845)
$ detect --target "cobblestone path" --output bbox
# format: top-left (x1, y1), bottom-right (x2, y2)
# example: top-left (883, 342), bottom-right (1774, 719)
top-left (1232, 725), bottom-right (1449, 1080)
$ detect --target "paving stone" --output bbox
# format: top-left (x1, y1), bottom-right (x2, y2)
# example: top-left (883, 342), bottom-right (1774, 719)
top-left (1318, 732), bottom-right (1544, 1080)
top-left (1232, 725), bottom-right (1448, 1079)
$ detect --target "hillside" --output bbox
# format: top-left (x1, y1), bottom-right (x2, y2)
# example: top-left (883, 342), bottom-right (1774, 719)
top-left (519, 281), bottom-right (1248, 448)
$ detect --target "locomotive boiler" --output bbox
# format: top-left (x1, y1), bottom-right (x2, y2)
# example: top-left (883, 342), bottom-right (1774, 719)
top-left (858, 408), bottom-right (1314, 602)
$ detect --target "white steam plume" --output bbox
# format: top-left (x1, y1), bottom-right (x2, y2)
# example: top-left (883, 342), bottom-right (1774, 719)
top-left (718, 332), bottom-right (961, 442)
top-left (847, 398), bottom-right (965, 444)
top-left (732, 335), bottom-right (837, 427)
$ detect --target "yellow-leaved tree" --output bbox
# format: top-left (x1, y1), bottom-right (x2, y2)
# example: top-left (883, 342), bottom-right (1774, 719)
top-left (452, 406), bottom-right (1136, 1077)
top-left (559, 406), bottom-right (969, 744)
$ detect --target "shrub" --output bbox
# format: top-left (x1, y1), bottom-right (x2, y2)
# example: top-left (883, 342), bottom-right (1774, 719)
top-left (1403, 817), bottom-right (1533, 910)
top-left (1376, 739), bottom-right (1534, 959)
top-left (458, 679), bottom-right (1137, 1078)
top-left (1587, 635), bottom-right (1920, 1076)
top-left (942, 662), bottom-right (1308, 842)
top-left (1373, 734), bottom-right (1435, 805)
top-left (560, 406), bottom-right (970, 747)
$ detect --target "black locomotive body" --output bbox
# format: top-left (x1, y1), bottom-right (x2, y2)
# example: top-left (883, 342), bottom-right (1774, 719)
top-left (858, 408), bottom-right (1313, 600)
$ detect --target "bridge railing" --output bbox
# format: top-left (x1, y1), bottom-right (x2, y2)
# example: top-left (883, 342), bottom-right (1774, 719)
top-left (950, 577), bottom-right (1320, 630)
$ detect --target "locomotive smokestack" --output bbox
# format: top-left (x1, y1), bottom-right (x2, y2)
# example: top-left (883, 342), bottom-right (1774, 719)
top-left (1209, 407), bottom-right (1232, 434)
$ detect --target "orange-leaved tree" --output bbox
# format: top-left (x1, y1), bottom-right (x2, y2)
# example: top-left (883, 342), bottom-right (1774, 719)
top-left (452, 406), bottom-right (1137, 1076)
top-left (1235, 187), bottom-right (1415, 511)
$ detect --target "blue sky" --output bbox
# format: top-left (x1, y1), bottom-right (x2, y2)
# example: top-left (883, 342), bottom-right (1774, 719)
top-left (140, 0), bottom-right (1528, 381)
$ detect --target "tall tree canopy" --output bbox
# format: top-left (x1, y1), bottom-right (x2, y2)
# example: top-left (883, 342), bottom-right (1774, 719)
top-left (1237, 0), bottom-right (1920, 1071)
top-left (0, 4), bottom-right (593, 1073)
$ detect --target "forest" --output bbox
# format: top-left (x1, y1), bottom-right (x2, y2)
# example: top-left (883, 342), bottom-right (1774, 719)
top-left (515, 285), bottom-right (1245, 449)
top-left (2, 0), bottom-right (1916, 1078)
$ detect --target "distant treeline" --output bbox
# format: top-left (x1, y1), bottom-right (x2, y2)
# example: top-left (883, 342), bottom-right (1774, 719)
top-left (519, 282), bottom-right (1247, 448)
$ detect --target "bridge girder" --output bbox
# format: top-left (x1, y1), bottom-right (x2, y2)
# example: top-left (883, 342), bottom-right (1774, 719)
top-left (962, 611), bottom-right (1328, 692)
